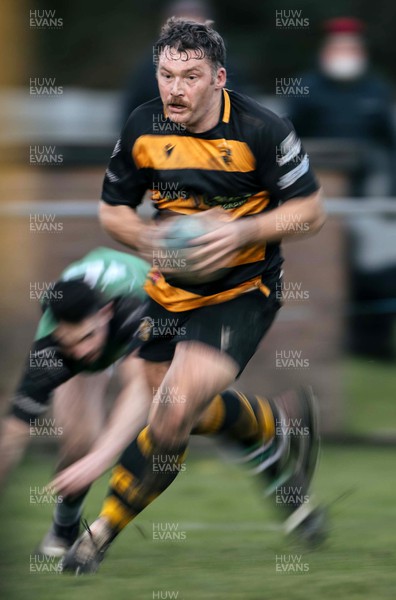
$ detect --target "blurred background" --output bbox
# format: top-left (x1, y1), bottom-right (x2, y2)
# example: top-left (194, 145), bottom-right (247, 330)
top-left (0, 1), bottom-right (395, 598)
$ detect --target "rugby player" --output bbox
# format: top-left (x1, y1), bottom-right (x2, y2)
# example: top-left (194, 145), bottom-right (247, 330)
top-left (1, 246), bottom-right (321, 560)
top-left (0, 246), bottom-right (151, 555)
top-left (61, 19), bottom-right (326, 572)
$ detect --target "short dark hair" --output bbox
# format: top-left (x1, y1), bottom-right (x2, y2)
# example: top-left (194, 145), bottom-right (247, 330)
top-left (48, 280), bottom-right (103, 323)
top-left (154, 17), bottom-right (226, 71)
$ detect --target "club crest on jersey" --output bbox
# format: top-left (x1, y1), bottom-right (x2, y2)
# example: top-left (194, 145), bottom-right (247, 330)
top-left (218, 142), bottom-right (233, 165)
top-left (138, 317), bottom-right (154, 342)
top-left (164, 143), bottom-right (176, 157)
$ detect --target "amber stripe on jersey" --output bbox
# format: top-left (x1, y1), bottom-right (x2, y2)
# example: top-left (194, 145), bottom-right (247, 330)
top-left (151, 190), bottom-right (270, 218)
top-left (133, 135), bottom-right (256, 173)
top-left (231, 243), bottom-right (266, 267)
top-left (144, 271), bottom-right (270, 312)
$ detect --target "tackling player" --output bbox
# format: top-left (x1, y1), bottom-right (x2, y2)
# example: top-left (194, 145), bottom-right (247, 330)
top-left (0, 246), bottom-right (151, 555)
top-left (60, 18), bottom-right (326, 574)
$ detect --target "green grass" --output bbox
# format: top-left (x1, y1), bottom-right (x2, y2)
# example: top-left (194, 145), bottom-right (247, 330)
top-left (1, 444), bottom-right (396, 600)
top-left (344, 357), bottom-right (396, 435)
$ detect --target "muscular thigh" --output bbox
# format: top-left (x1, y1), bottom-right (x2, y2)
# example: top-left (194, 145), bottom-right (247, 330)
top-left (137, 289), bottom-right (280, 379)
top-left (143, 359), bottom-right (171, 392)
top-left (148, 341), bottom-right (238, 445)
top-left (136, 290), bottom-right (279, 444)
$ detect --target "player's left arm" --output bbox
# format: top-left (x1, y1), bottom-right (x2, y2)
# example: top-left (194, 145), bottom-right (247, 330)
top-left (243, 113), bottom-right (327, 242)
top-left (189, 116), bottom-right (325, 272)
top-left (241, 188), bottom-right (325, 245)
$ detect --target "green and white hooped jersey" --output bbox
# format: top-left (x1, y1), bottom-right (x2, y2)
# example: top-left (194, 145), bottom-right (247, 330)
top-left (11, 248), bottom-right (150, 425)
top-left (35, 247), bottom-right (150, 340)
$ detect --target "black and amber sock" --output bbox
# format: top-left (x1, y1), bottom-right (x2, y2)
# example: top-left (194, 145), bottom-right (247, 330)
top-left (53, 488), bottom-right (89, 528)
top-left (100, 425), bottom-right (187, 534)
top-left (192, 389), bottom-right (276, 449)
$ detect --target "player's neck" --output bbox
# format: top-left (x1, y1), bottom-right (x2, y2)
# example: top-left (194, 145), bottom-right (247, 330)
top-left (187, 90), bottom-right (223, 134)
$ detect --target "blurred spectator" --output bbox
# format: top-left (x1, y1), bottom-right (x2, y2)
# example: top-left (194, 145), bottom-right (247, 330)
top-left (121, 0), bottom-right (250, 126)
top-left (288, 17), bottom-right (396, 197)
top-left (288, 17), bottom-right (396, 360)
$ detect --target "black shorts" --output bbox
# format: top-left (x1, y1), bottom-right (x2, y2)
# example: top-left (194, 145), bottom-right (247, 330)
top-left (136, 287), bottom-right (281, 377)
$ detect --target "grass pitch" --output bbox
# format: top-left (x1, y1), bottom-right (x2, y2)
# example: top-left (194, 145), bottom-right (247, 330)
top-left (1, 442), bottom-right (396, 600)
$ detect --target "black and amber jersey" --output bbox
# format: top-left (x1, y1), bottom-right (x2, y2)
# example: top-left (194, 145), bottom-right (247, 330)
top-left (102, 89), bottom-right (319, 312)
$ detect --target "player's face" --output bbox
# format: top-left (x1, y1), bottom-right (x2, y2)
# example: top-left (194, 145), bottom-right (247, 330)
top-left (157, 48), bottom-right (226, 132)
top-left (54, 304), bottom-right (113, 364)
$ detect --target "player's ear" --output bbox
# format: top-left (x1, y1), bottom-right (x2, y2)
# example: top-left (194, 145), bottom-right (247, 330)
top-left (214, 67), bottom-right (226, 89)
top-left (99, 302), bottom-right (114, 321)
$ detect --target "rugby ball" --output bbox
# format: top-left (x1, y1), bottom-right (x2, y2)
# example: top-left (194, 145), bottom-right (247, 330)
top-left (156, 215), bottom-right (228, 284)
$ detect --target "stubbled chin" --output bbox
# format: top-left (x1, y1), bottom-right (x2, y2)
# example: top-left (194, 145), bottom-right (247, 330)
top-left (168, 113), bottom-right (187, 123)
top-left (169, 115), bottom-right (190, 127)
top-left (168, 108), bottom-right (190, 122)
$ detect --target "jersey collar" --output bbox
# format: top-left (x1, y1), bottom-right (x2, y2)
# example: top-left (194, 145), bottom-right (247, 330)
top-left (221, 88), bottom-right (231, 123)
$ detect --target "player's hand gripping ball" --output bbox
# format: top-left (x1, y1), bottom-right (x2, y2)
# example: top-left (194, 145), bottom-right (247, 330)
top-left (156, 214), bottom-right (228, 284)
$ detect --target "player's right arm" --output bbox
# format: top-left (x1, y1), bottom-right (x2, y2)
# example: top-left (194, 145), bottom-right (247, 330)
top-left (99, 203), bottom-right (148, 252)
top-left (99, 113), bottom-right (157, 258)
top-left (48, 354), bottom-right (153, 496)
top-left (0, 338), bottom-right (74, 490)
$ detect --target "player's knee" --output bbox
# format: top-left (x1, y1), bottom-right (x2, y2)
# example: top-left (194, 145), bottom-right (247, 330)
top-left (150, 408), bottom-right (190, 448)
